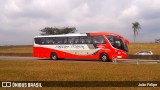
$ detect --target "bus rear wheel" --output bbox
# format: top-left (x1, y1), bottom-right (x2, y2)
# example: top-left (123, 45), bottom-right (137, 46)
top-left (50, 53), bottom-right (58, 60)
top-left (100, 53), bottom-right (109, 62)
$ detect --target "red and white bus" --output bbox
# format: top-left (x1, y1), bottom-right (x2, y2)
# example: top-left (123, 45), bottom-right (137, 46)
top-left (33, 32), bottom-right (129, 62)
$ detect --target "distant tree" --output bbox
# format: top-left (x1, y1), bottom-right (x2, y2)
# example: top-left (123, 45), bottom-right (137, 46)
top-left (40, 27), bottom-right (77, 35)
top-left (132, 22), bottom-right (141, 43)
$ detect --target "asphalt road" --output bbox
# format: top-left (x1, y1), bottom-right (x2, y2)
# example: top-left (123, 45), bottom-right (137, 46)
top-left (0, 56), bottom-right (159, 64)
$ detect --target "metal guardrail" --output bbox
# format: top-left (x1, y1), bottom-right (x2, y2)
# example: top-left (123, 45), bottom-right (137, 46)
top-left (113, 58), bottom-right (160, 64)
top-left (128, 55), bottom-right (160, 60)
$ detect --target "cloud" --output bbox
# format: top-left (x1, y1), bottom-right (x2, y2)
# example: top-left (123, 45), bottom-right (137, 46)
top-left (120, 5), bottom-right (139, 19)
top-left (0, 0), bottom-right (160, 45)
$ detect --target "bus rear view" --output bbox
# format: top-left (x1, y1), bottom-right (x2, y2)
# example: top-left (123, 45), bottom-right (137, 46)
top-left (33, 32), bottom-right (129, 62)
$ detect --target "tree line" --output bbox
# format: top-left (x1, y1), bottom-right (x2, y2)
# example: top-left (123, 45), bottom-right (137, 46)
top-left (40, 27), bottom-right (77, 35)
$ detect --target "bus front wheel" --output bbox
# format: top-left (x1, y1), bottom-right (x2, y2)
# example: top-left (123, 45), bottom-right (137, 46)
top-left (100, 53), bottom-right (109, 62)
top-left (50, 53), bottom-right (58, 60)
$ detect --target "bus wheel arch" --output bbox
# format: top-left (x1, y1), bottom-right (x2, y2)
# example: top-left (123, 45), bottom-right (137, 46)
top-left (100, 53), bottom-right (110, 62)
top-left (50, 52), bottom-right (58, 60)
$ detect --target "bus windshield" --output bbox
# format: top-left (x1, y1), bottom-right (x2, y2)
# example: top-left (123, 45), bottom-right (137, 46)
top-left (106, 35), bottom-right (128, 52)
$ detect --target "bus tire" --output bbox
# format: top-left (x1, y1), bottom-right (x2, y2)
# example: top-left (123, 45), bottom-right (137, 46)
top-left (50, 53), bottom-right (58, 60)
top-left (100, 53), bottom-right (109, 62)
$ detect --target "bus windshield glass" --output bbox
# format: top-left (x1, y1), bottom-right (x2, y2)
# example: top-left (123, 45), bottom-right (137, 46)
top-left (106, 35), bottom-right (128, 52)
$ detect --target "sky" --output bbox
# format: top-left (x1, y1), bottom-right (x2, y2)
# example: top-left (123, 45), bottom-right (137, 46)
top-left (0, 0), bottom-right (160, 45)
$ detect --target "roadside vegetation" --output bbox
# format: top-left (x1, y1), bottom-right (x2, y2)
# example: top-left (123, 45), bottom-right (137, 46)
top-left (0, 45), bottom-right (32, 53)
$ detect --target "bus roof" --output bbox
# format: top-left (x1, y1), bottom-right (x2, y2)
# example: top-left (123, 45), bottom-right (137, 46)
top-left (35, 32), bottom-right (123, 38)
top-left (90, 32), bottom-right (123, 37)
top-left (35, 33), bottom-right (87, 38)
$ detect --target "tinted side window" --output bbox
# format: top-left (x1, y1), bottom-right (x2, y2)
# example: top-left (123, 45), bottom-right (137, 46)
top-left (35, 37), bottom-right (47, 44)
top-left (34, 37), bottom-right (58, 44)
top-left (106, 36), bottom-right (114, 46)
top-left (106, 35), bottom-right (124, 49)
top-left (92, 36), bottom-right (106, 44)
top-left (35, 38), bottom-right (42, 44)
top-left (52, 37), bottom-right (68, 44)
top-left (80, 36), bottom-right (92, 44)
top-left (46, 37), bottom-right (57, 44)
top-left (57, 37), bottom-right (63, 44)
top-left (68, 37), bottom-right (79, 44)
top-left (62, 37), bottom-right (68, 44)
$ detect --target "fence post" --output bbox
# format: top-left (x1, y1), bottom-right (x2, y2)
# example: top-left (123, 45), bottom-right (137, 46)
top-left (137, 59), bottom-right (139, 64)
top-left (113, 58), bottom-right (117, 64)
top-left (115, 58), bottom-right (117, 64)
